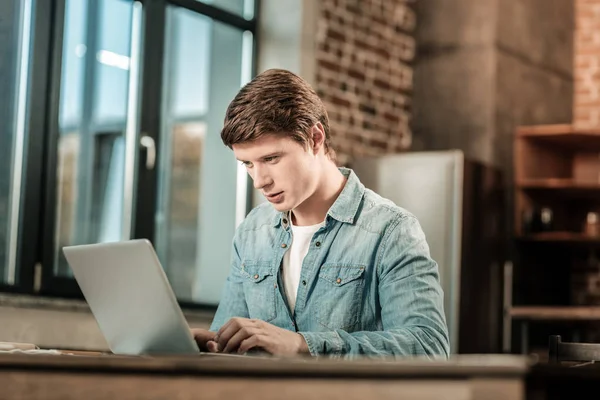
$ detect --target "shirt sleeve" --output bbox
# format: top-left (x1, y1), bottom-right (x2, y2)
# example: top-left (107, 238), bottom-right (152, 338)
top-left (299, 214), bottom-right (450, 358)
top-left (209, 231), bottom-right (250, 332)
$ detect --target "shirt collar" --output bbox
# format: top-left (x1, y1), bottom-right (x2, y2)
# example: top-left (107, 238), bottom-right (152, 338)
top-left (272, 167), bottom-right (365, 227)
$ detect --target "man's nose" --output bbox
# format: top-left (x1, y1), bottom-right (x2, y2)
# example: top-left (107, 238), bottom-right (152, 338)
top-left (252, 166), bottom-right (271, 190)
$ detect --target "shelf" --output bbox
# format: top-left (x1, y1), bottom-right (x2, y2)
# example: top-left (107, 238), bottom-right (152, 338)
top-left (517, 124), bottom-right (600, 151)
top-left (516, 232), bottom-right (600, 244)
top-left (517, 179), bottom-right (600, 198)
top-left (517, 124), bottom-right (600, 136)
top-left (510, 306), bottom-right (600, 321)
top-left (517, 178), bottom-right (600, 190)
top-left (516, 124), bottom-right (600, 151)
top-left (512, 124), bottom-right (600, 345)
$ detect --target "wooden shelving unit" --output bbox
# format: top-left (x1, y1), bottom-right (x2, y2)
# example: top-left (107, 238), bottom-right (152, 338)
top-left (518, 178), bottom-right (600, 190)
top-left (516, 231), bottom-right (600, 244)
top-left (510, 306), bottom-right (600, 321)
top-left (516, 124), bottom-right (600, 150)
top-left (515, 123), bottom-right (600, 238)
top-left (509, 124), bottom-right (600, 353)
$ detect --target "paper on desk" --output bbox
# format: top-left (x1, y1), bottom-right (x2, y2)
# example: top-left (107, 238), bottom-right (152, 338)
top-left (0, 348), bottom-right (62, 355)
top-left (0, 342), bottom-right (61, 355)
top-left (0, 342), bottom-right (107, 356)
top-left (0, 342), bottom-right (39, 351)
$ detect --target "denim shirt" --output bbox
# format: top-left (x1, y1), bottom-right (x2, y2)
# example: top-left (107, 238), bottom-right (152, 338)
top-left (210, 168), bottom-right (450, 358)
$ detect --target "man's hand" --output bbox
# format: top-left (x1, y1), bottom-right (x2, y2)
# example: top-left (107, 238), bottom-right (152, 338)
top-left (190, 328), bottom-right (219, 352)
top-left (213, 317), bottom-right (310, 356)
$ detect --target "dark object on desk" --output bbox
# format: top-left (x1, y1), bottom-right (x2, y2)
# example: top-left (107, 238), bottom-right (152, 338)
top-left (549, 335), bottom-right (600, 365)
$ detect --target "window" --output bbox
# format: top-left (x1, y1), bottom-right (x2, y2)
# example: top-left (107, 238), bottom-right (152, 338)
top-left (156, 5), bottom-right (253, 303)
top-left (0, 0), bottom-right (34, 286)
top-left (53, 0), bottom-right (136, 277)
top-left (195, 0), bottom-right (254, 20)
top-left (2, 0), bottom-right (258, 305)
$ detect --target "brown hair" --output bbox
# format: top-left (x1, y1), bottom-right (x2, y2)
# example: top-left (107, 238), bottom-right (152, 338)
top-left (220, 69), bottom-right (334, 158)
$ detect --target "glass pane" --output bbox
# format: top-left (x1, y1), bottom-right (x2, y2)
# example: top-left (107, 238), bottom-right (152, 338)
top-left (93, 0), bottom-right (132, 126)
top-left (197, 0), bottom-right (254, 20)
top-left (54, 0), bottom-right (137, 277)
top-left (155, 6), bottom-right (253, 303)
top-left (0, 0), bottom-right (33, 285)
top-left (59, 0), bottom-right (85, 128)
top-left (170, 9), bottom-right (210, 118)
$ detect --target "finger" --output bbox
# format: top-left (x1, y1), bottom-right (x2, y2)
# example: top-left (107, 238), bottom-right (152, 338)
top-left (193, 329), bottom-right (216, 340)
top-left (206, 340), bottom-right (219, 353)
top-left (238, 335), bottom-right (263, 354)
top-left (216, 323), bottom-right (240, 351)
top-left (191, 329), bottom-right (216, 351)
top-left (216, 316), bottom-right (249, 338)
top-left (215, 318), bottom-right (235, 339)
top-left (216, 317), bottom-right (259, 338)
top-left (223, 326), bottom-right (258, 353)
top-left (217, 318), bottom-right (253, 351)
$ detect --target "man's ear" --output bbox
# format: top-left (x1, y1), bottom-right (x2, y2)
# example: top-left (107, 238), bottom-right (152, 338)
top-left (310, 123), bottom-right (326, 155)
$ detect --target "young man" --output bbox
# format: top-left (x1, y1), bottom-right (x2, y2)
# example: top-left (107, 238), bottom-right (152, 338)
top-left (192, 69), bottom-right (450, 358)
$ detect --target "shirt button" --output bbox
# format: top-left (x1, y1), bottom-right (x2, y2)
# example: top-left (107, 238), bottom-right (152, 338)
top-left (281, 243), bottom-right (287, 248)
top-left (283, 218), bottom-right (288, 224)
top-left (302, 280), bottom-right (307, 286)
top-left (315, 241), bottom-right (321, 247)
top-left (336, 278), bottom-right (342, 284)
top-left (254, 274), bottom-right (259, 279)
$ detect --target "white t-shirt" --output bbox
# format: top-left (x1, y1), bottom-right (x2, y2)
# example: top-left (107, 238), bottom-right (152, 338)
top-left (281, 213), bottom-right (325, 313)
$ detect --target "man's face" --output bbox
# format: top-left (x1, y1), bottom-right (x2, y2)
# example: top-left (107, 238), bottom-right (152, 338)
top-left (233, 134), bottom-right (320, 212)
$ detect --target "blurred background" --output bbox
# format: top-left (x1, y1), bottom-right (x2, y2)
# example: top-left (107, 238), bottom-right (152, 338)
top-left (0, 0), bottom-right (598, 360)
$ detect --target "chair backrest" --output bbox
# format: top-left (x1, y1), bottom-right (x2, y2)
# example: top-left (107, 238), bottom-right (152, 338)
top-left (548, 335), bottom-right (600, 364)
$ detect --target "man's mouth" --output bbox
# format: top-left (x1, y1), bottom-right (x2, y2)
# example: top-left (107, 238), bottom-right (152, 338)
top-left (266, 191), bottom-right (283, 198)
top-left (265, 191), bottom-right (284, 203)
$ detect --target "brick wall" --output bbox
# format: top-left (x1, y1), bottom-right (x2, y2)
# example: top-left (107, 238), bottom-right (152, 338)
top-left (574, 0), bottom-right (600, 128)
top-left (315, 0), bottom-right (416, 165)
top-left (573, 1), bottom-right (600, 310)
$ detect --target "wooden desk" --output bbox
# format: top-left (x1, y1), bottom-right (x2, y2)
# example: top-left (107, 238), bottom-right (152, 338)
top-left (0, 353), bottom-right (529, 400)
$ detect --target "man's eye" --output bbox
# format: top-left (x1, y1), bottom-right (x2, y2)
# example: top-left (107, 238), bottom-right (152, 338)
top-left (264, 156), bottom-right (279, 163)
top-left (240, 161), bottom-right (252, 168)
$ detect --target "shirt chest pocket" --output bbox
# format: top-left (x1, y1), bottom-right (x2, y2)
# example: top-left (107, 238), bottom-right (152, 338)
top-left (316, 264), bottom-right (366, 331)
top-left (241, 262), bottom-right (276, 322)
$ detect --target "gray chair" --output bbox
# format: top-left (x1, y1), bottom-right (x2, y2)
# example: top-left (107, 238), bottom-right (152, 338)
top-left (549, 335), bottom-right (600, 365)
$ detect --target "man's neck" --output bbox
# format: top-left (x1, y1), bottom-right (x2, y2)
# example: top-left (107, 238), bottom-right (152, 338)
top-left (291, 163), bottom-right (346, 226)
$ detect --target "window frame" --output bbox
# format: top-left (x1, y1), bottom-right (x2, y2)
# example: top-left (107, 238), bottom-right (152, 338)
top-left (0, 0), bottom-right (54, 295)
top-left (3, 0), bottom-right (259, 311)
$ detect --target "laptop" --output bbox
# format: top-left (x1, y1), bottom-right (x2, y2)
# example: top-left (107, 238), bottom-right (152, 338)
top-left (63, 239), bottom-right (203, 356)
